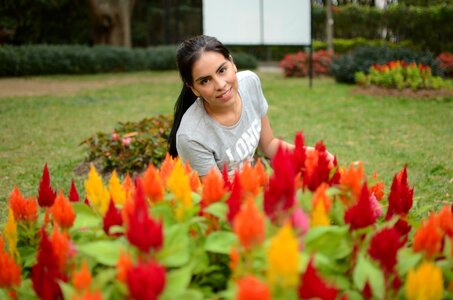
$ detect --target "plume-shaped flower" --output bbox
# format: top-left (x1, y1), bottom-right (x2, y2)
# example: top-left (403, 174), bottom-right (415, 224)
top-left (292, 131), bottom-right (307, 175)
top-left (51, 190), bottom-right (76, 230)
top-left (37, 163), bottom-right (57, 207)
top-left (264, 146), bottom-right (296, 223)
top-left (369, 172), bottom-right (385, 201)
top-left (368, 227), bottom-right (405, 274)
top-left (0, 236), bottom-right (21, 289)
top-left (50, 225), bottom-right (71, 274)
top-left (166, 158), bottom-right (192, 220)
top-left (339, 161), bottom-right (365, 201)
top-left (412, 213), bottom-right (443, 258)
top-left (291, 207), bottom-right (310, 236)
top-left (72, 260), bottom-right (92, 291)
top-left (85, 164), bottom-right (110, 216)
top-left (298, 258), bottom-right (339, 300)
top-left (68, 179), bottom-right (80, 202)
top-left (405, 262), bottom-right (443, 300)
top-left (184, 161), bottom-right (201, 192)
top-left (344, 183), bottom-right (377, 230)
top-left (126, 260), bottom-right (166, 300)
top-left (311, 201), bottom-right (330, 227)
top-left (226, 172), bottom-right (243, 224)
top-left (201, 168), bottom-right (227, 209)
top-left (312, 183), bottom-right (332, 213)
top-left (109, 170), bottom-right (126, 205)
top-left (3, 208), bottom-right (17, 257)
top-left (303, 142), bottom-right (339, 192)
top-left (266, 223), bottom-right (299, 288)
top-left (103, 198), bottom-right (124, 237)
top-left (233, 196), bottom-right (266, 251)
top-left (117, 249), bottom-right (133, 283)
top-left (141, 164), bottom-right (164, 203)
top-left (159, 153), bottom-right (175, 185)
top-left (386, 165), bottom-right (414, 220)
top-left (236, 275), bottom-right (271, 300)
top-left (9, 186), bottom-right (38, 223)
top-left (436, 204), bottom-right (453, 237)
top-left (239, 161), bottom-right (261, 197)
top-left (126, 179), bottom-right (163, 253)
top-left (222, 163), bottom-right (233, 191)
top-left (31, 229), bottom-right (65, 300)
top-left (123, 173), bottom-right (135, 202)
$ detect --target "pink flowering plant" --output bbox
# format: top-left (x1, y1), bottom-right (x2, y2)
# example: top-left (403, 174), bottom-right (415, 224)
top-left (1, 132), bottom-right (453, 300)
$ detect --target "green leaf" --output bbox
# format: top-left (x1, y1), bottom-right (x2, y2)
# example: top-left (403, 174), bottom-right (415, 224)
top-left (71, 203), bottom-right (101, 231)
top-left (304, 226), bottom-right (352, 259)
top-left (157, 224), bottom-right (190, 267)
top-left (204, 231), bottom-right (238, 255)
top-left (352, 253), bottom-right (385, 300)
top-left (174, 289), bottom-right (204, 300)
top-left (204, 202), bottom-right (228, 222)
top-left (59, 281), bottom-right (76, 300)
top-left (161, 266), bottom-right (193, 300)
top-left (16, 279), bottom-right (39, 299)
top-left (151, 201), bottom-right (176, 226)
top-left (396, 248), bottom-right (423, 276)
top-left (77, 239), bottom-right (123, 266)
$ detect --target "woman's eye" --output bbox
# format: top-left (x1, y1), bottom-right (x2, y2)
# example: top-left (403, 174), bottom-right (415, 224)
top-left (219, 67), bottom-right (227, 73)
top-left (200, 79), bottom-right (209, 85)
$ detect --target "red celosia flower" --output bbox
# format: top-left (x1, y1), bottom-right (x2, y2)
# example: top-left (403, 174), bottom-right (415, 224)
top-left (233, 196), bottom-right (266, 251)
top-left (236, 275), bottom-right (271, 300)
top-left (9, 186), bottom-right (38, 223)
top-left (303, 142), bottom-right (339, 192)
top-left (0, 236), bottom-right (21, 288)
top-left (264, 146), bottom-right (296, 223)
top-left (394, 218), bottom-right (412, 237)
top-left (103, 198), bottom-right (124, 237)
top-left (385, 165), bottom-right (414, 220)
top-left (344, 183), bottom-right (377, 230)
top-left (298, 258), bottom-right (339, 300)
top-left (363, 281), bottom-right (372, 300)
top-left (126, 260), bottom-right (166, 300)
top-left (31, 229), bottom-right (66, 300)
top-left (72, 260), bottom-right (91, 291)
top-left (68, 179), bottom-right (80, 202)
top-left (222, 163), bottom-right (233, 191)
top-left (368, 227), bottom-right (405, 274)
top-left (51, 190), bottom-right (76, 230)
top-left (37, 163), bottom-right (57, 207)
top-left (201, 168), bottom-right (227, 209)
top-left (292, 131), bottom-right (307, 175)
top-left (226, 172), bottom-right (243, 224)
top-left (126, 179), bottom-right (163, 253)
top-left (413, 213), bottom-right (443, 258)
top-left (141, 164), bottom-right (164, 203)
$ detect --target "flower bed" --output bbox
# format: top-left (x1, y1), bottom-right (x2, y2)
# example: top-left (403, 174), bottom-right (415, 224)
top-left (1, 132), bottom-right (452, 300)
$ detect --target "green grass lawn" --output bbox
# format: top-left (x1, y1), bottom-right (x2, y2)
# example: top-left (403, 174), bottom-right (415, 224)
top-left (0, 71), bottom-right (452, 223)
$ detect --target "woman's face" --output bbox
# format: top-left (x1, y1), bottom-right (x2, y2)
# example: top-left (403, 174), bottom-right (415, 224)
top-left (189, 51), bottom-right (238, 111)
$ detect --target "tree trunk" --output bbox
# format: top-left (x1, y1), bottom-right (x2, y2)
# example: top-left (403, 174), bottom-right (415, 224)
top-left (326, 0), bottom-right (334, 53)
top-left (87, 0), bottom-right (136, 47)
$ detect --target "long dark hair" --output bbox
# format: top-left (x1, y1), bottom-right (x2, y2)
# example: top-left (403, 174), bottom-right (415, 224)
top-left (168, 35), bottom-right (231, 157)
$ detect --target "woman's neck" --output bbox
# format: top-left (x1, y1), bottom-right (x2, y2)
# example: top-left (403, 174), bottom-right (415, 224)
top-left (203, 93), bottom-right (242, 126)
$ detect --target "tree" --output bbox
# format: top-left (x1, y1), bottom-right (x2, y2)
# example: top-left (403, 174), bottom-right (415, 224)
top-left (87, 0), bottom-right (136, 47)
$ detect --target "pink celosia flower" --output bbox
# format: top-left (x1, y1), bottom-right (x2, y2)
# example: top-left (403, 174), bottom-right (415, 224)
top-left (127, 260), bottom-right (166, 300)
top-left (122, 137), bottom-right (132, 146)
top-left (369, 193), bottom-right (382, 219)
top-left (37, 163), bottom-right (57, 207)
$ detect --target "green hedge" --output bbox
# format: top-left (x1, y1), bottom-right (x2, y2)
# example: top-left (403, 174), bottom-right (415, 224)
top-left (330, 46), bottom-right (443, 84)
top-left (0, 45), bottom-right (257, 77)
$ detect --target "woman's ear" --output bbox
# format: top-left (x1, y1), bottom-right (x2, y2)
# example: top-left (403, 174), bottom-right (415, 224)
top-left (229, 55), bottom-right (237, 72)
top-left (187, 84), bottom-right (200, 97)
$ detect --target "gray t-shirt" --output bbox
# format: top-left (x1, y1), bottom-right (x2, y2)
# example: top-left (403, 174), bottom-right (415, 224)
top-left (176, 70), bottom-right (268, 177)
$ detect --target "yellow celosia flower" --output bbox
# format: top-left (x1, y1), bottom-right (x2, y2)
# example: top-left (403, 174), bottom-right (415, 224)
top-left (266, 223), bottom-right (299, 288)
top-left (85, 164), bottom-right (110, 216)
top-left (406, 261), bottom-right (444, 300)
top-left (3, 208), bottom-right (18, 258)
top-left (310, 201), bottom-right (330, 227)
top-left (109, 170), bottom-right (126, 205)
top-left (166, 158), bottom-right (192, 220)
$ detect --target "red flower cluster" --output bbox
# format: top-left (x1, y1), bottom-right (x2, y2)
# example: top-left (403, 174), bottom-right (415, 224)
top-left (344, 183), bottom-right (377, 230)
top-left (368, 227), bottom-right (406, 274)
top-left (103, 198), bottom-right (124, 236)
top-left (127, 260), bottom-right (166, 300)
top-left (298, 258), bottom-right (340, 300)
top-left (37, 163), bottom-right (57, 207)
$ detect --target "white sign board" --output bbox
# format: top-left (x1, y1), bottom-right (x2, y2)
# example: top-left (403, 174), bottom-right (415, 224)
top-left (202, 0), bottom-right (311, 45)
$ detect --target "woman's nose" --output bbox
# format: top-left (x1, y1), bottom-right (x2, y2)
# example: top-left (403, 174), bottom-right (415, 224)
top-left (213, 76), bottom-right (227, 90)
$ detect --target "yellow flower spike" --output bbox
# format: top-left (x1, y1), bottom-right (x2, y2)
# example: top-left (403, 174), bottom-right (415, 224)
top-left (405, 261), bottom-right (444, 300)
top-left (266, 223), bottom-right (299, 288)
top-left (3, 208), bottom-right (18, 258)
top-left (109, 170), bottom-right (126, 205)
top-left (311, 201), bottom-right (330, 227)
top-left (85, 164), bottom-right (110, 216)
top-left (166, 158), bottom-right (192, 220)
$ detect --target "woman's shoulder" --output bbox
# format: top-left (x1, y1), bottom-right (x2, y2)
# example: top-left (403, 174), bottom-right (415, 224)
top-left (237, 70), bottom-right (260, 82)
top-left (177, 99), bottom-right (206, 135)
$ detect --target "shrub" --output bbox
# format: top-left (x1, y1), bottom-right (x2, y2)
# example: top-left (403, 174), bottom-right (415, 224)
top-left (437, 52), bottom-right (453, 77)
top-left (279, 50), bottom-right (334, 77)
top-left (330, 46), bottom-right (443, 84)
top-left (355, 61), bottom-right (445, 90)
top-left (81, 115), bottom-right (173, 174)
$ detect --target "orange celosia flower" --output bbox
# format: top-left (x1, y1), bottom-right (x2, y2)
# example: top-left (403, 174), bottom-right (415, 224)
top-left (159, 153), bottom-right (175, 185)
top-left (117, 249), bottom-right (133, 283)
top-left (50, 225), bottom-right (71, 274)
top-left (236, 275), bottom-right (271, 300)
top-left (72, 260), bottom-right (92, 291)
top-left (51, 190), bottom-right (76, 229)
top-left (141, 164), bottom-right (164, 203)
top-left (255, 159), bottom-right (268, 187)
top-left (201, 168), bottom-right (227, 208)
top-left (435, 205), bottom-right (453, 237)
top-left (239, 161), bottom-right (261, 197)
top-left (0, 236), bottom-right (21, 288)
top-left (369, 172), bottom-right (385, 201)
top-left (3, 209), bottom-right (17, 257)
top-left (312, 183), bottom-right (332, 212)
top-left (339, 161), bottom-right (365, 203)
top-left (413, 213), bottom-right (443, 258)
top-left (184, 161), bottom-right (201, 192)
top-left (229, 247), bottom-right (240, 272)
top-left (9, 187), bottom-right (38, 223)
top-left (233, 196), bottom-right (266, 251)
top-left (122, 173), bottom-right (135, 202)
top-left (109, 170), bottom-right (126, 205)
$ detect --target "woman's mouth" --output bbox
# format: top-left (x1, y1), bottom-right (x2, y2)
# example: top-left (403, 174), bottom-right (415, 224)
top-left (217, 88), bottom-right (232, 100)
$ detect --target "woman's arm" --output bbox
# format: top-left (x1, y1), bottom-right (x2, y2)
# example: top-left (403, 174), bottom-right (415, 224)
top-left (258, 115), bottom-right (294, 159)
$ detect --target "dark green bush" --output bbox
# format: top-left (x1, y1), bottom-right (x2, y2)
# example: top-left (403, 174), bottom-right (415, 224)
top-left (330, 46), bottom-right (443, 84)
top-left (81, 115), bottom-right (173, 174)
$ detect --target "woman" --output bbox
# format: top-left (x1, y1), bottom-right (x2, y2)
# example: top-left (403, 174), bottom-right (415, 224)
top-left (168, 35), bottom-right (294, 178)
